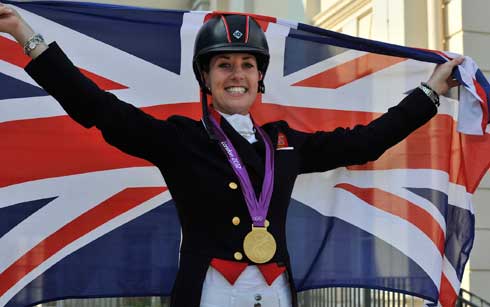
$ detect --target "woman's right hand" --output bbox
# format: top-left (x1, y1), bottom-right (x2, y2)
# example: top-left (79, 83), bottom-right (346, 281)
top-left (0, 3), bottom-right (33, 42)
top-left (0, 2), bottom-right (47, 57)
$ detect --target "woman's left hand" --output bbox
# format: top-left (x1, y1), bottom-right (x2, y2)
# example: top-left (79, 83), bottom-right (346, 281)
top-left (426, 57), bottom-right (465, 95)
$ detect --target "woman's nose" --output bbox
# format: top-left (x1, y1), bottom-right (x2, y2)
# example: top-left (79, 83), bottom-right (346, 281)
top-left (230, 66), bottom-right (245, 80)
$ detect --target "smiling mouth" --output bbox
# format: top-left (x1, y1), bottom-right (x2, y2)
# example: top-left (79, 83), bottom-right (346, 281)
top-left (225, 86), bottom-right (248, 94)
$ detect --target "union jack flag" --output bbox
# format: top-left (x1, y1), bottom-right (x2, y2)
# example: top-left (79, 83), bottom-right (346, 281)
top-left (1, 1), bottom-right (490, 307)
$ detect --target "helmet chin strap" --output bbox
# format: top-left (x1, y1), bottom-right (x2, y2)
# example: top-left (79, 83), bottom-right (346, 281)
top-left (257, 71), bottom-right (265, 93)
top-left (258, 80), bottom-right (265, 93)
top-left (201, 88), bottom-right (218, 140)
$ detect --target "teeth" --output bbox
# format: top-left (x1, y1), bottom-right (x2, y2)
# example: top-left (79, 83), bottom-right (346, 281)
top-left (226, 87), bottom-right (247, 94)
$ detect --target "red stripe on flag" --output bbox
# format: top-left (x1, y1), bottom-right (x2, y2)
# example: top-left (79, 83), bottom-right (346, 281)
top-left (3, 98), bottom-right (490, 194)
top-left (0, 116), bottom-right (150, 187)
top-left (346, 112), bottom-right (465, 185)
top-left (0, 36), bottom-right (31, 67)
top-left (461, 133), bottom-right (490, 193)
top-left (292, 53), bottom-right (407, 89)
top-left (0, 186), bottom-right (166, 298)
top-left (0, 103), bottom-right (201, 188)
top-left (439, 273), bottom-right (458, 307)
top-left (334, 183), bottom-right (445, 255)
top-left (0, 36), bottom-right (127, 90)
top-left (252, 102), bottom-right (472, 187)
top-left (78, 68), bottom-right (128, 91)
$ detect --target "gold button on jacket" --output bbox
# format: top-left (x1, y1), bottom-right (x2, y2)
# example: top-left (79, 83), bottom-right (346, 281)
top-left (232, 216), bottom-right (240, 225)
top-left (234, 252), bottom-right (243, 261)
top-left (228, 182), bottom-right (238, 190)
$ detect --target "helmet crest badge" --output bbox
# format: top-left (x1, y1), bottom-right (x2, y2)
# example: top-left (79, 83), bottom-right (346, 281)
top-left (233, 30), bottom-right (243, 40)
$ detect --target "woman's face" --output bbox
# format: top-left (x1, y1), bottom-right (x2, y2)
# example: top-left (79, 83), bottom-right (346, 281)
top-left (203, 53), bottom-right (261, 115)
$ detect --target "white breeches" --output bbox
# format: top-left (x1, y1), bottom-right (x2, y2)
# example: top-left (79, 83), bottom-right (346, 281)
top-left (200, 265), bottom-right (292, 307)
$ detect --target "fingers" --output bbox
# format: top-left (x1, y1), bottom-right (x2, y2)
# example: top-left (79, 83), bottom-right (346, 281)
top-left (445, 57), bottom-right (464, 88)
top-left (443, 57), bottom-right (463, 73)
top-left (447, 78), bottom-right (460, 88)
top-left (0, 4), bottom-right (13, 16)
top-left (440, 57), bottom-right (464, 80)
top-left (452, 56), bottom-right (465, 66)
top-left (439, 56), bottom-right (463, 72)
top-left (426, 57), bottom-right (465, 95)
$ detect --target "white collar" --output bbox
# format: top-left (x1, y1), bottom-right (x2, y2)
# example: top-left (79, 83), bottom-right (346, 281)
top-left (218, 111), bottom-right (257, 144)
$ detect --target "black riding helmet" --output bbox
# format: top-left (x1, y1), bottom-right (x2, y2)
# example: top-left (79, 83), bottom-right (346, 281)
top-left (193, 14), bottom-right (270, 94)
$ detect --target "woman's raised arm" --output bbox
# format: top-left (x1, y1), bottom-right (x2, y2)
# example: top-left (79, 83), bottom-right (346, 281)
top-left (0, 2), bottom-right (183, 164)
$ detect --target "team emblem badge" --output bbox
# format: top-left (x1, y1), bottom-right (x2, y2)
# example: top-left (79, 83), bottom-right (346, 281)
top-left (233, 30), bottom-right (243, 39)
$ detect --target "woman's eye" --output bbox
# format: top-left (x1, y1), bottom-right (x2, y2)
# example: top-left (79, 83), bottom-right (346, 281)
top-left (218, 63), bottom-right (231, 69)
top-left (244, 63), bottom-right (254, 69)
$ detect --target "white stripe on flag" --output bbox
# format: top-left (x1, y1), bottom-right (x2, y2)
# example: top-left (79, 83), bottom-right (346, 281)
top-left (0, 190), bottom-right (173, 307)
top-left (0, 167), bottom-right (164, 273)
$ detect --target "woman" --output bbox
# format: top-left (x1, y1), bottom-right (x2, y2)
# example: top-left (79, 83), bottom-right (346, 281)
top-left (0, 3), bottom-right (462, 307)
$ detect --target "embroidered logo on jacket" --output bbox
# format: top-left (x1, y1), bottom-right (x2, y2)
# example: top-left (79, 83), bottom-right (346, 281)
top-left (276, 132), bottom-right (294, 150)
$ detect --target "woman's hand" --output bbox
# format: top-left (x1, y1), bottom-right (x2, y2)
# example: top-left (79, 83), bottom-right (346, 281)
top-left (426, 57), bottom-right (465, 95)
top-left (0, 3), bottom-right (19, 33)
top-left (0, 2), bottom-right (47, 57)
top-left (0, 3), bottom-right (33, 43)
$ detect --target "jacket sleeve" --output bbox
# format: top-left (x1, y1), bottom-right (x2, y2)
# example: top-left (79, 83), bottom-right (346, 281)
top-left (25, 42), bottom-right (179, 163)
top-left (295, 88), bottom-right (438, 174)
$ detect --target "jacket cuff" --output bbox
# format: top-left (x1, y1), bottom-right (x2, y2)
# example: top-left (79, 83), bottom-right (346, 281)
top-left (398, 87), bottom-right (439, 126)
top-left (25, 42), bottom-right (70, 75)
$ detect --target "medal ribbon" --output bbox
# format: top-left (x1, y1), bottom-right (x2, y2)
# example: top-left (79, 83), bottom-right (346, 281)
top-left (208, 114), bottom-right (274, 227)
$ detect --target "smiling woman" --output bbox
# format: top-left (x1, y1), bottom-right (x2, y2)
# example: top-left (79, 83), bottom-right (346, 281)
top-left (0, 3), bottom-right (465, 307)
top-left (192, 14), bottom-right (271, 141)
top-left (203, 53), bottom-right (261, 115)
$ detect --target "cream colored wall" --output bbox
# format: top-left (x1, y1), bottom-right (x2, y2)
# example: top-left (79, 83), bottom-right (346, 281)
top-left (207, 0), bottom-right (307, 22)
top-left (403, 0), bottom-right (428, 48)
top-left (255, 0), bottom-right (307, 22)
top-left (427, 0), bottom-right (444, 50)
top-left (460, 0), bottom-right (490, 79)
top-left (310, 0), bottom-right (428, 47)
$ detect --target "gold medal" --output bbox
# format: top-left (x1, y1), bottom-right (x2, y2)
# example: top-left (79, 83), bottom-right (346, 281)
top-left (243, 225), bottom-right (277, 264)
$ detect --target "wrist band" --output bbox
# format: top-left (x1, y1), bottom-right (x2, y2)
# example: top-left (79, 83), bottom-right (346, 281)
top-left (23, 33), bottom-right (45, 56)
top-left (418, 82), bottom-right (440, 107)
